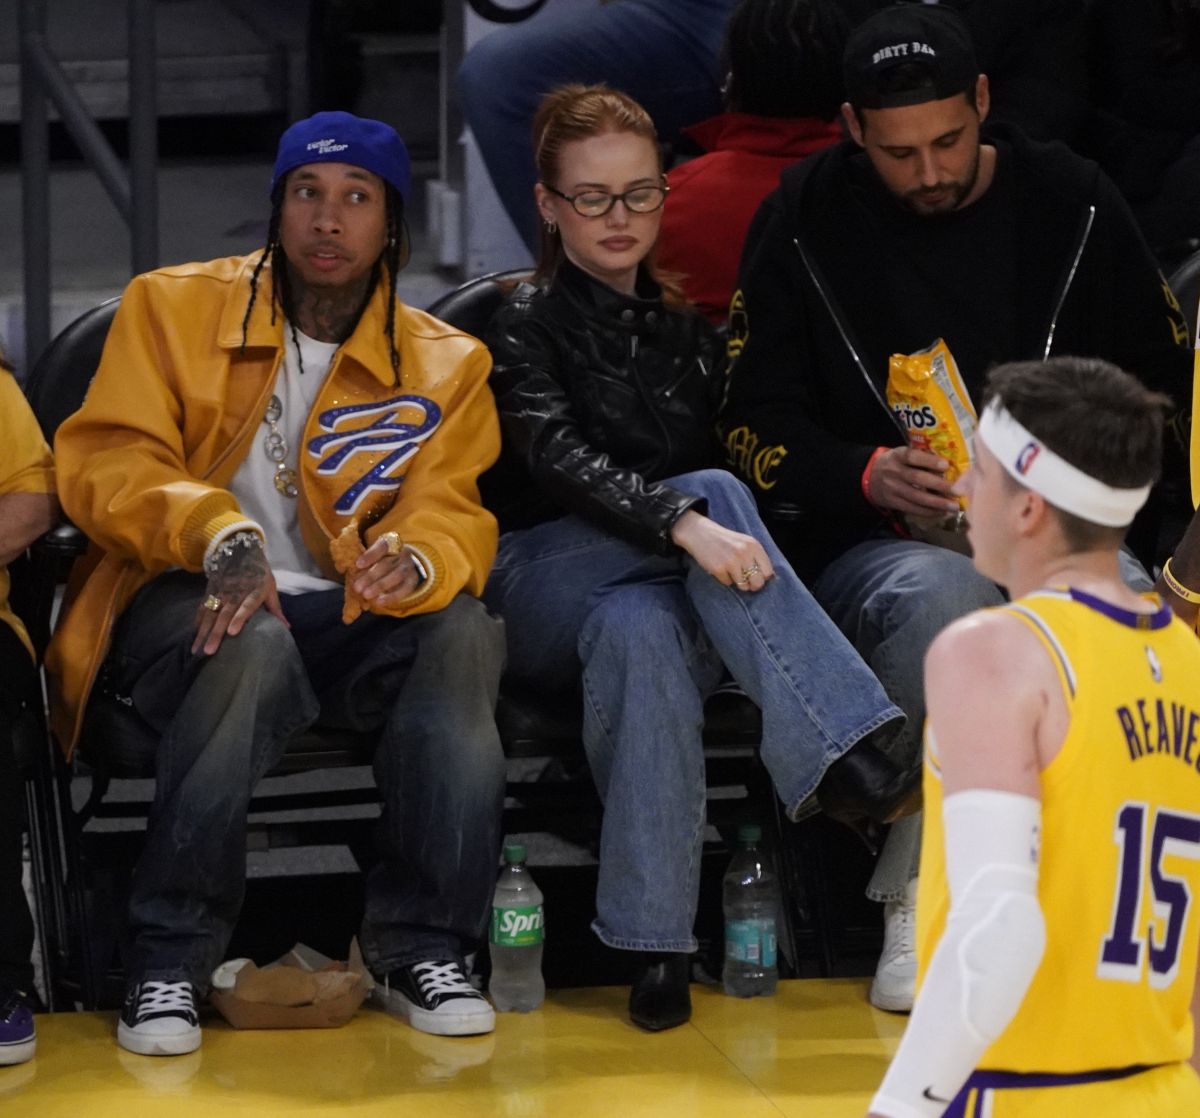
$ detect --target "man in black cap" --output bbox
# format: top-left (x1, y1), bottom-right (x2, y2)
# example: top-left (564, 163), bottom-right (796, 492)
top-left (50, 111), bottom-right (506, 1052)
top-left (719, 2), bottom-right (1193, 1015)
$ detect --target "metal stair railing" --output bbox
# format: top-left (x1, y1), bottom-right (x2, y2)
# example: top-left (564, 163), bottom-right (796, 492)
top-left (19, 0), bottom-right (158, 368)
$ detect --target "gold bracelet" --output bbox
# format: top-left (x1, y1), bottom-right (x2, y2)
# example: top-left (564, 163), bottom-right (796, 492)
top-left (1162, 557), bottom-right (1200, 605)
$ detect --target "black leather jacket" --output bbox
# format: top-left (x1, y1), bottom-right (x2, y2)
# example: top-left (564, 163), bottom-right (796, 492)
top-left (481, 259), bottom-right (724, 553)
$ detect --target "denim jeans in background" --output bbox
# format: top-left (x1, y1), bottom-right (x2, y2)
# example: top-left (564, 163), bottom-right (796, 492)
top-left (101, 572), bottom-right (506, 988)
top-left (457, 0), bottom-right (737, 250)
top-left (813, 538), bottom-right (1006, 901)
top-left (484, 469), bottom-right (904, 952)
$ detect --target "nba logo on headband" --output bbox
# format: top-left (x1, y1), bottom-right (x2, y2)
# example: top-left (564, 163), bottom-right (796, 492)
top-left (1015, 442), bottom-right (1041, 476)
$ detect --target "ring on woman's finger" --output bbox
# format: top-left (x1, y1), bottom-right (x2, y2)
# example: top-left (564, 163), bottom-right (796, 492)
top-left (735, 576), bottom-right (750, 588)
top-left (203, 594), bottom-right (222, 612)
top-left (740, 563), bottom-right (761, 579)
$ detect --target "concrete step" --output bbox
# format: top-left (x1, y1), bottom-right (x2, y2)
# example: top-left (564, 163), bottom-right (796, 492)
top-left (1, 53), bottom-right (288, 121)
top-left (3, 2), bottom-right (447, 126)
top-left (1, 0), bottom-right (298, 122)
top-left (0, 156), bottom-right (456, 375)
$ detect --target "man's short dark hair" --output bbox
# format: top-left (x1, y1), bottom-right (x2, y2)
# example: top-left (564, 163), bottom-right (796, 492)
top-left (722, 0), bottom-right (852, 121)
top-left (982, 356), bottom-right (1171, 549)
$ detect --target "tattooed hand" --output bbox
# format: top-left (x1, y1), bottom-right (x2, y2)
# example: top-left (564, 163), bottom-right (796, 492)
top-left (192, 532), bottom-right (289, 655)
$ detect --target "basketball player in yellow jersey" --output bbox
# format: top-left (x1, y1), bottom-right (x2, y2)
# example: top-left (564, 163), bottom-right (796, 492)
top-left (869, 356), bottom-right (1200, 1118)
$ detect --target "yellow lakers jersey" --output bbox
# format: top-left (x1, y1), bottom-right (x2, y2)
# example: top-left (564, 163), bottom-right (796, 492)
top-left (917, 587), bottom-right (1200, 1073)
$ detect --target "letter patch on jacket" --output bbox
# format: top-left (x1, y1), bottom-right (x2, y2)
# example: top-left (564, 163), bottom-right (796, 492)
top-left (308, 395), bottom-right (442, 514)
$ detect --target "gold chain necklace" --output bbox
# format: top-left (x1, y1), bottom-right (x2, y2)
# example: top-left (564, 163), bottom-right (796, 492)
top-left (263, 394), bottom-right (299, 498)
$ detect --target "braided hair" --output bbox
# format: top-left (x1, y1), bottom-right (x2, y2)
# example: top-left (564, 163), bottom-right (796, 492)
top-left (721, 0), bottom-right (851, 121)
top-left (240, 181), bottom-right (408, 383)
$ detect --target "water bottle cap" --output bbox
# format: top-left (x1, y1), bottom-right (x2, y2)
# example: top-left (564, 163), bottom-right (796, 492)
top-left (737, 823), bottom-right (762, 844)
top-left (504, 842), bottom-right (527, 864)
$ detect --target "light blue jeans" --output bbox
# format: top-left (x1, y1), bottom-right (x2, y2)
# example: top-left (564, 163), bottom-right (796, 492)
top-left (812, 539), bottom-right (1154, 901)
top-left (813, 539), bottom-right (1007, 901)
top-left (484, 469), bottom-right (904, 951)
top-left (457, 0), bottom-right (737, 250)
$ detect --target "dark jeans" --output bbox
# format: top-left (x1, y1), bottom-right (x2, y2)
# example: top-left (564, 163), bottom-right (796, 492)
top-left (102, 572), bottom-right (506, 988)
top-left (0, 622), bottom-right (36, 992)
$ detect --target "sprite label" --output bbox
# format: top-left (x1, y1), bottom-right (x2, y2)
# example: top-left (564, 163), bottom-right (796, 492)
top-left (491, 904), bottom-right (545, 947)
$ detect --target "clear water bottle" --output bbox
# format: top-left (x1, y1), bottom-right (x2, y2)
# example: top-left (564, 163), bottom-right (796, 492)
top-left (722, 823), bottom-right (779, 997)
top-left (489, 842), bottom-right (546, 1012)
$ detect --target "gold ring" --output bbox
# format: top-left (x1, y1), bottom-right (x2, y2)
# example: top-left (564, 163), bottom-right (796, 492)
top-left (735, 576), bottom-right (750, 588)
top-left (740, 563), bottom-right (761, 578)
top-left (203, 594), bottom-right (222, 612)
top-left (381, 531), bottom-right (403, 556)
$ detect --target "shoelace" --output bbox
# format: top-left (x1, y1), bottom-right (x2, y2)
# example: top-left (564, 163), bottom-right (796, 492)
top-left (0, 989), bottom-right (26, 1021)
top-left (883, 897), bottom-right (917, 964)
top-left (409, 962), bottom-right (476, 997)
top-left (132, 981), bottom-right (195, 1021)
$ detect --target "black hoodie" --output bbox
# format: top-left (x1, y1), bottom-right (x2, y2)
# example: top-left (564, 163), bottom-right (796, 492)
top-left (719, 122), bottom-right (1192, 579)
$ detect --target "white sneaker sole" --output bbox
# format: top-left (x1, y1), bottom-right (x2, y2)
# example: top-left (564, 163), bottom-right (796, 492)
top-left (117, 1022), bottom-right (202, 1056)
top-left (0, 1037), bottom-right (35, 1065)
top-left (868, 979), bottom-right (914, 1014)
top-left (373, 988), bottom-right (495, 1037)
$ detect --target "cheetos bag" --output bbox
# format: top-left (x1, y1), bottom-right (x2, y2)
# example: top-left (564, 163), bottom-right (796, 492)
top-left (886, 338), bottom-right (977, 552)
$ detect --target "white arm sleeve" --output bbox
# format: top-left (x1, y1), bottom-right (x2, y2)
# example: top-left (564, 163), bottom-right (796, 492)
top-left (869, 789), bottom-right (1046, 1118)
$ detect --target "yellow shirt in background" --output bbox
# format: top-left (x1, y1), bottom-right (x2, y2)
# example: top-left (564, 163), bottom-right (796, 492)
top-left (0, 369), bottom-right (55, 660)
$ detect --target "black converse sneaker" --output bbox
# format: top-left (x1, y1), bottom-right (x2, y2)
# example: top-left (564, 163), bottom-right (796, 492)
top-left (373, 960), bottom-right (495, 1036)
top-left (117, 980), bottom-right (201, 1056)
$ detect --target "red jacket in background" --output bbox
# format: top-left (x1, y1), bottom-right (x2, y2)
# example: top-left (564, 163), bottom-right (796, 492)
top-left (658, 113), bottom-right (843, 324)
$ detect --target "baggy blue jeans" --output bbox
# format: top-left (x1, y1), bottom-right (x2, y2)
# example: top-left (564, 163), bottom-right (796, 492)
top-left (457, 0), bottom-right (738, 250)
top-left (100, 572), bottom-right (506, 988)
top-left (483, 470), bottom-right (904, 951)
top-left (812, 538), bottom-right (1006, 901)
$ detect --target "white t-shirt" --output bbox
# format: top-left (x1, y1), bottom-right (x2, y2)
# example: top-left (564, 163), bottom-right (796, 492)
top-left (228, 324), bottom-right (341, 594)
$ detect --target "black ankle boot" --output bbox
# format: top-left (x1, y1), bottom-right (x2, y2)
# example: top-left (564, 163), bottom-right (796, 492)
top-left (816, 737), bottom-right (922, 826)
top-left (628, 952), bottom-right (691, 1032)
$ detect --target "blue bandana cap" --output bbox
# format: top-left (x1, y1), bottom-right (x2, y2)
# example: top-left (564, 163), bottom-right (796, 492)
top-left (270, 111), bottom-right (411, 201)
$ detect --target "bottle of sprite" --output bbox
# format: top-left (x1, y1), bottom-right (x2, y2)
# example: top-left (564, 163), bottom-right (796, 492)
top-left (489, 842), bottom-right (545, 1011)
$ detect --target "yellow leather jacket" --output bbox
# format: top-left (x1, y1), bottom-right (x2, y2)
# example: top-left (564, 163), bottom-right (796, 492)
top-left (0, 369), bottom-right (56, 660)
top-left (48, 254), bottom-right (499, 754)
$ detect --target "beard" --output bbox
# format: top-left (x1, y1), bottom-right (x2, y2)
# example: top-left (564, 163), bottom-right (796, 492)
top-left (900, 145), bottom-right (982, 217)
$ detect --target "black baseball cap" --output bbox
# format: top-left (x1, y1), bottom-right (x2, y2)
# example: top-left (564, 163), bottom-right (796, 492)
top-left (843, 4), bottom-right (979, 110)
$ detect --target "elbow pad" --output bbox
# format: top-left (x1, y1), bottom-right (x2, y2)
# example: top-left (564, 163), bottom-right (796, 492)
top-left (871, 789), bottom-right (1045, 1118)
top-left (954, 864), bottom-right (1046, 1042)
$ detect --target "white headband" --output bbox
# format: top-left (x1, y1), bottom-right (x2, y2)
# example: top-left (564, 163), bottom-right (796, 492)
top-left (976, 402), bottom-right (1150, 527)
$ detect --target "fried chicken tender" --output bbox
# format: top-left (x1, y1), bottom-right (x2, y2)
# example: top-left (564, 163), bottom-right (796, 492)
top-left (330, 520), bottom-right (366, 624)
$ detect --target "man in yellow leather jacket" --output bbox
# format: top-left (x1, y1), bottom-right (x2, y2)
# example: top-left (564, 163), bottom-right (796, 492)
top-left (49, 113), bottom-right (505, 1054)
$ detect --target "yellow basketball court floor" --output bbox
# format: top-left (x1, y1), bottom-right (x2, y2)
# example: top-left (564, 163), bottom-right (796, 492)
top-left (0, 978), bottom-right (903, 1117)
